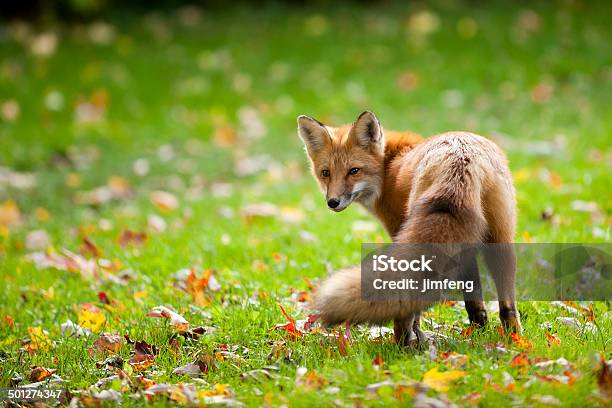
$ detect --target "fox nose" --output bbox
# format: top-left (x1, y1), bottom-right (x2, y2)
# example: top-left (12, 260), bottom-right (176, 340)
top-left (327, 198), bottom-right (340, 209)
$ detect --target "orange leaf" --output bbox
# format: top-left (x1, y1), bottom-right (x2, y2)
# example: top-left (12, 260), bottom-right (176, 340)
top-left (129, 354), bottom-right (155, 371)
top-left (372, 355), bottom-right (385, 368)
top-left (29, 366), bottom-right (56, 382)
top-left (545, 331), bottom-right (561, 347)
top-left (461, 326), bottom-right (474, 338)
top-left (3, 315), bottom-right (14, 328)
top-left (510, 352), bottom-right (530, 367)
top-left (336, 330), bottom-right (349, 356)
top-left (510, 333), bottom-right (533, 350)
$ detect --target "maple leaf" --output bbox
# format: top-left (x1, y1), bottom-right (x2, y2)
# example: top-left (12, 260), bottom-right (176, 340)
top-left (273, 304), bottom-right (302, 340)
top-left (510, 333), bottom-right (533, 350)
top-left (78, 304), bottom-right (106, 332)
top-left (422, 367), bottom-right (466, 392)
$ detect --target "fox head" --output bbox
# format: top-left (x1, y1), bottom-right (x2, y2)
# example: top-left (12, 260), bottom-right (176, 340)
top-left (297, 111), bottom-right (385, 212)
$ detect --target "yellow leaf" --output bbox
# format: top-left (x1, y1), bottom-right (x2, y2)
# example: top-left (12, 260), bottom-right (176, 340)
top-left (27, 327), bottom-right (52, 351)
top-left (78, 306), bottom-right (106, 332)
top-left (422, 367), bottom-right (465, 392)
top-left (199, 383), bottom-right (230, 398)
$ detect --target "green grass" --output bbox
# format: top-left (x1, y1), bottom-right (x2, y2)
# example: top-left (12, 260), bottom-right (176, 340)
top-left (0, 1), bottom-right (610, 406)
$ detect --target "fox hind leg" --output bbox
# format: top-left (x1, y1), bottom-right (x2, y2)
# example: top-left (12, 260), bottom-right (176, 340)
top-left (483, 244), bottom-right (521, 333)
top-left (461, 252), bottom-right (488, 327)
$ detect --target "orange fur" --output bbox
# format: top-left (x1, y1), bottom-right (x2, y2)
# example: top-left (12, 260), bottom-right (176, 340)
top-left (297, 112), bottom-right (521, 341)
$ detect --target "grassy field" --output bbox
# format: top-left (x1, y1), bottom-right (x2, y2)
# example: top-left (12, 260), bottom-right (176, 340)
top-left (1, 1), bottom-right (611, 406)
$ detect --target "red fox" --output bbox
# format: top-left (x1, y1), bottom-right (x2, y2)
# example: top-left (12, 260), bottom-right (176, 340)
top-left (297, 111), bottom-right (521, 345)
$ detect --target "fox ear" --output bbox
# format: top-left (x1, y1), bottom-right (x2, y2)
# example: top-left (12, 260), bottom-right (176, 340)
top-left (352, 111), bottom-right (384, 153)
top-left (297, 115), bottom-right (331, 156)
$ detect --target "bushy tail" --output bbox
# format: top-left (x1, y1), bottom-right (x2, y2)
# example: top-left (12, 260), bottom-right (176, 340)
top-left (312, 266), bottom-right (429, 326)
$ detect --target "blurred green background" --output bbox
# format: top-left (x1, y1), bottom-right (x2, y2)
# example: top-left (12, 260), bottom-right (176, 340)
top-left (0, 1), bottom-right (611, 405)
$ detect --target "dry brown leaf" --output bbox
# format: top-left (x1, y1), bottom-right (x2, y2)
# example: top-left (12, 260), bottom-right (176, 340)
top-left (94, 333), bottom-right (124, 354)
top-left (29, 366), bottom-right (56, 382)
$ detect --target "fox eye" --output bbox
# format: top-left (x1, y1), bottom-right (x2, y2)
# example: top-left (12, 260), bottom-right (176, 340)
top-left (321, 169), bottom-right (330, 177)
top-left (348, 167), bottom-right (360, 175)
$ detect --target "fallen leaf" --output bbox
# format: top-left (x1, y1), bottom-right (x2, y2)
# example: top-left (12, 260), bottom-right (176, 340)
top-left (438, 351), bottom-right (469, 368)
top-left (97, 291), bottom-right (110, 305)
top-left (536, 370), bottom-right (576, 385)
top-left (150, 191), bottom-right (179, 212)
top-left (267, 340), bottom-right (293, 363)
top-left (94, 333), bottom-right (123, 354)
top-left (29, 366), bottom-right (56, 382)
top-left (95, 356), bottom-right (124, 370)
top-left (422, 367), bottom-right (465, 392)
top-left (147, 305), bottom-right (189, 331)
top-left (78, 304), bottom-right (106, 332)
top-left (545, 331), bottom-right (561, 347)
top-left (172, 362), bottom-right (202, 377)
top-left (26, 327), bottom-right (53, 352)
top-left (372, 355), bottom-right (385, 369)
top-left (273, 304), bottom-right (302, 340)
top-left (92, 389), bottom-right (122, 402)
top-left (60, 320), bottom-right (91, 337)
top-left (3, 315), bottom-right (15, 328)
top-left (118, 229), bottom-right (148, 247)
top-left (510, 332), bottom-right (533, 350)
top-left (80, 237), bottom-right (101, 258)
top-left (129, 353), bottom-right (155, 371)
top-left (296, 367), bottom-right (327, 390)
top-left (510, 352), bottom-right (530, 368)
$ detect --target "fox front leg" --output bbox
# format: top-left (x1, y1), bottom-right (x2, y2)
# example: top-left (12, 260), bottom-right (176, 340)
top-left (394, 315), bottom-right (415, 346)
top-left (412, 312), bottom-right (426, 345)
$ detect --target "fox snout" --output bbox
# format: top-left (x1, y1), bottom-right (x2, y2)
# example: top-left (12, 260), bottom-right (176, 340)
top-left (326, 192), bottom-right (354, 212)
top-left (327, 198), bottom-right (340, 209)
